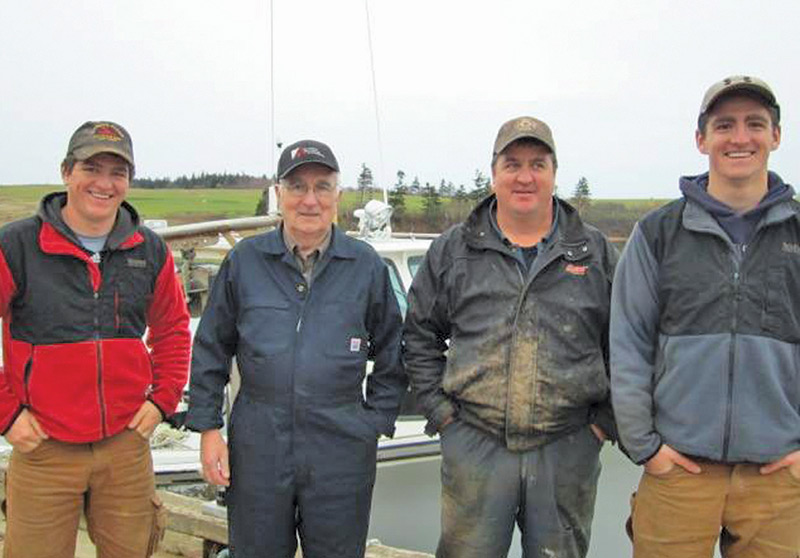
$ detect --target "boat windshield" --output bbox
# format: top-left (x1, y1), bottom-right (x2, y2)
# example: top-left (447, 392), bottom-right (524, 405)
top-left (407, 255), bottom-right (424, 280)
top-left (383, 259), bottom-right (407, 317)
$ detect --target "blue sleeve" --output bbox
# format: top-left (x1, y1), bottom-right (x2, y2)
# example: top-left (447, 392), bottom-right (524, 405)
top-left (364, 256), bottom-right (407, 437)
top-left (185, 252), bottom-right (239, 432)
top-left (610, 223), bottom-right (663, 464)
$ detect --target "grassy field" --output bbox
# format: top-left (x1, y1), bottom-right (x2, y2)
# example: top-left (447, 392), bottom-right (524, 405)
top-left (0, 184), bottom-right (669, 234)
top-left (0, 186), bottom-right (263, 225)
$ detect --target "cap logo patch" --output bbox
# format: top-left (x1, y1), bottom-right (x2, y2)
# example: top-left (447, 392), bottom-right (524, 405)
top-left (93, 124), bottom-right (123, 142)
top-left (516, 119), bottom-right (538, 132)
top-left (291, 146), bottom-right (323, 160)
top-left (565, 263), bottom-right (588, 276)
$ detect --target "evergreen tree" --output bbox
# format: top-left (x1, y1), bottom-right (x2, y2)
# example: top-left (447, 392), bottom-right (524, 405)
top-left (439, 179), bottom-right (455, 198)
top-left (394, 170), bottom-right (406, 190)
top-left (388, 170), bottom-right (407, 217)
top-left (470, 169), bottom-right (491, 201)
top-left (571, 176), bottom-right (591, 213)
top-left (422, 182), bottom-right (443, 224)
top-left (357, 163), bottom-right (374, 204)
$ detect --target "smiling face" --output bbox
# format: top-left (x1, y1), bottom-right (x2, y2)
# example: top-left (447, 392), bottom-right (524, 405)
top-left (61, 152), bottom-right (130, 235)
top-left (697, 95), bottom-right (781, 187)
top-left (276, 163), bottom-right (340, 249)
top-left (491, 140), bottom-right (556, 223)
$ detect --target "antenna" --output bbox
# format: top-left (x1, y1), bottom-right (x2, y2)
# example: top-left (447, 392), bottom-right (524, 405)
top-left (364, 0), bottom-right (388, 204)
top-left (269, 0), bottom-right (276, 179)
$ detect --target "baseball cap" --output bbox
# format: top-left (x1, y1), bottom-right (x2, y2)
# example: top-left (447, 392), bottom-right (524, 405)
top-left (699, 75), bottom-right (780, 125)
top-left (493, 116), bottom-right (557, 163)
top-left (277, 140), bottom-right (339, 180)
top-left (66, 121), bottom-right (134, 167)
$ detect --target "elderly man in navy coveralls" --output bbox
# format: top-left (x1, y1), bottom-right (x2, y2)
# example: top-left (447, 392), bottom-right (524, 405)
top-left (186, 140), bottom-right (406, 558)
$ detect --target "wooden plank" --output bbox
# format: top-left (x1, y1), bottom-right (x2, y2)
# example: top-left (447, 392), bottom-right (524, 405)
top-left (158, 490), bottom-right (228, 545)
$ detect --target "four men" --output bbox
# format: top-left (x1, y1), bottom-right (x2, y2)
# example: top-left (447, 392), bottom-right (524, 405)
top-left (0, 121), bottom-right (191, 557)
top-left (403, 117), bottom-right (617, 558)
top-left (2, 78), bottom-right (795, 557)
top-left (611, 75), bottom-right (800, 557)
top-left (185, 140), bottom-right (407, 558)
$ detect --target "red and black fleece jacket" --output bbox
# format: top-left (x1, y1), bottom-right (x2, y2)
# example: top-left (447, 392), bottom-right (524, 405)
top-left (0, 193), bottom-right (190, 443)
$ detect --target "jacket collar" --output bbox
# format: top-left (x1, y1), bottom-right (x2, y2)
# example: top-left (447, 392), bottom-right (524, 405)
top-left (258, 224), bottom-right (358, 260)
top-left (464, 194), bottom-right (590, 256)
top-left (36, 192), bottom-right (143, 256)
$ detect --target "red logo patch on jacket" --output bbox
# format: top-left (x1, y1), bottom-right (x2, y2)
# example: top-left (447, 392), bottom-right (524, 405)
top-left (565, 263), bottom-right (588, 276)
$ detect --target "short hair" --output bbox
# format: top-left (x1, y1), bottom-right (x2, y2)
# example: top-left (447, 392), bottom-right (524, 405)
top-left (278, 170), bottom-right (339, 188)
top-left (491, 137), bottom-right (558, 172)
top-left (61, 154), bottom-right (135, 180)
top-left (697, 90), bottom-right (781, 135)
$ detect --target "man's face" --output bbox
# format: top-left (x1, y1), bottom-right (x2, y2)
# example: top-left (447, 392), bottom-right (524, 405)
top-left (277, 163), bottom-right (339, 242)
top-left (492, 141), bottom-right (556, 220)
top-left (697, 95), bottom-right (781, 184)
top-left (62, 152), bottom-right (130, 232)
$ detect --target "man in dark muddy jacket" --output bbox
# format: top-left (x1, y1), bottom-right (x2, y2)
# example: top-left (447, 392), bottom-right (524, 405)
top-left (186, 140), bottom-right (406, 558)
top-left (612, 76), bottom-right (800, 557)
top-left (404, 117), bottom-right (617, 558)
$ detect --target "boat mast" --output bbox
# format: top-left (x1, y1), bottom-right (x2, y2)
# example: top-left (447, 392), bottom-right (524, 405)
top-left (364, 0), bottom-right (388, 204)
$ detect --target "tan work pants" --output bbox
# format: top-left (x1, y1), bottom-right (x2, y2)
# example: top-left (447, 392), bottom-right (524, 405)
top-left (631, 462), bottom-right (800, 558)
top-left (3, 429), bottom-right (165, 558)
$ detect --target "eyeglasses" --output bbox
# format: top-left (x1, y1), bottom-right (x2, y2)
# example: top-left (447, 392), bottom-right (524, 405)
top-left (281, 180), bottom-right (337, 200)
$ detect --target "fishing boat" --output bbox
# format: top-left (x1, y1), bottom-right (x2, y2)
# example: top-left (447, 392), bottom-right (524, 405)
top-left (147, 201), bottom-right (440, 484)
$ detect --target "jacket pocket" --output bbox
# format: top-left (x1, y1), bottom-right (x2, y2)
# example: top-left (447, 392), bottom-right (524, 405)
top-left (102, 339), bottom-right (153, 417)
top-left (146, 494), bottom-right (167, 556)
top-left (762, 263), bottom-right (800, 340)
top-left (320, 301), bottom-right (369, 359)
top-left (26, 342), bottom-right (102, 438)
top-left (239, 298), bottom-right (292, 356)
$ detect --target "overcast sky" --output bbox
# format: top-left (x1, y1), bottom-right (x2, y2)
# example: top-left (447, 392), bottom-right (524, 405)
top-left (1, 0), bottom-right (799, 198)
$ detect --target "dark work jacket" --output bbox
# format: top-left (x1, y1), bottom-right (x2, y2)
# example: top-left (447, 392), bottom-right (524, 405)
top-left (404, 195), bottom-right (618, 451)
top-left (611, 172), bottom-right (800, 464)
top-left (185, 226), bottom-right (406, 486)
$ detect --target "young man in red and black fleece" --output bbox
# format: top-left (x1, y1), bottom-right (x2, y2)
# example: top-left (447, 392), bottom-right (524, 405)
top-left (0, 121), bottom-right (190, 558)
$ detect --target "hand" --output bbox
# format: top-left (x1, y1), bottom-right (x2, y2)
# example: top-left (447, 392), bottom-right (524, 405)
top-left (644, 444), bottom-right (702, 476)
top-left (127, 401), bottom-right (163, 439)
top-left (590, 423), bottom-right (606, 444)
top-left (201, 429), bottom-right (230, 486)
top-left (5, 409), bottom-right (48, 453)
top-left (760, 449), bottom-right (800, 476)
top-left (439, 416), bottom-right (455, 432)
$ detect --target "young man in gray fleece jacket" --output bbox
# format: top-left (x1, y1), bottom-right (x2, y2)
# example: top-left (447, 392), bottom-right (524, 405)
top-left (611, 75), bottom-right (800, 558)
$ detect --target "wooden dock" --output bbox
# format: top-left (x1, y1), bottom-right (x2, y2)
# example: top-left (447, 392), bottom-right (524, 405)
top-left (0, 466), bottom-right (431, 558)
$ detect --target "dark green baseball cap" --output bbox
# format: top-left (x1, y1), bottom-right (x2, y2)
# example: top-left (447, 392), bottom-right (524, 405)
top-left (492, 116), bottom-right (557, 165)
top-left (66, 121), bottom-right (135, 167)
top-left (699, 75), bottom-right (780, 125)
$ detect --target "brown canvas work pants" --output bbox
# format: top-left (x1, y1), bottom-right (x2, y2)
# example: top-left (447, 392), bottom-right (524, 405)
top-left (3, 429), bottom-right (166, 558)
top-left (630, 462), bottom-right (800, 558)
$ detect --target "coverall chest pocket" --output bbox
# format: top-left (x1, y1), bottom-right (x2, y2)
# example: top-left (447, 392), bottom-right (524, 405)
top-left (320, 301), bottom-right (369, 363)
top-left (238, 298), bottom-right (293, 357)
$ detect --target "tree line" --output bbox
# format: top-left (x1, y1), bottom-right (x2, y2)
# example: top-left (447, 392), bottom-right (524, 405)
top-left (133, 165), bottom-right (600, 234)
top-left (133, 172), bottom-right (271, 189)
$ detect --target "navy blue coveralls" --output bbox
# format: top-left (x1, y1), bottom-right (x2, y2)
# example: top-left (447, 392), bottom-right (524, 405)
top-left (186, 226), bottom-right (406, 558)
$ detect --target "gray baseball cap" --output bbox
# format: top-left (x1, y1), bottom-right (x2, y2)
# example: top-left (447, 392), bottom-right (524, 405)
top-left (66, 121), bottom-right (134, 167)
top-left (493, 116), bottom-right (556, 164)
top-left (699, 75), bottom-right (780, 125)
